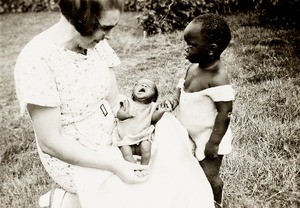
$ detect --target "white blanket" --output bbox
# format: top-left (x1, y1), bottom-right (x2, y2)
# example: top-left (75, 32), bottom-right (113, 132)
top-left (74, 113), bottom-right (214, 208)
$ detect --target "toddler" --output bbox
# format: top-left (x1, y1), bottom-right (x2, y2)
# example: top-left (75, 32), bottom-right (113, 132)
top-left (164, 14), bottom-right (235, 207)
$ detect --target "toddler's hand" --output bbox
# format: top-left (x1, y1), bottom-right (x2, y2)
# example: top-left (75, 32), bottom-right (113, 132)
top-left (159, 98), bottom-right (179, 111)
top-left (156, 103), bottom-right (172, 112)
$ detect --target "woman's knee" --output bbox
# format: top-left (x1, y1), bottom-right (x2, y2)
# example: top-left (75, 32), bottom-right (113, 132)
top-left (61, 192), bottom-right (81, 208)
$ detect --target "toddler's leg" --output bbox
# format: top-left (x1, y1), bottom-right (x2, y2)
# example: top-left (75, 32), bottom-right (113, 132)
top-left (120, 145), bottom-right (136, 163)
top-left (199, 156), bottom-right (224, 207)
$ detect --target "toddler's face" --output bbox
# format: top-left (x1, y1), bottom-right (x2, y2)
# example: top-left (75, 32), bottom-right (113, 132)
top-left (183, 22), bottom-right (210, 65)
top-left (132, 79), bottom-right (156, 103)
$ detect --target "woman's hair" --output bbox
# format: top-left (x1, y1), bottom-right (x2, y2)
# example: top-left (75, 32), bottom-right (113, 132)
top-left (192, 14), bottom-right (231, 55)
top-left (59, 0), bottom-right (123, 36)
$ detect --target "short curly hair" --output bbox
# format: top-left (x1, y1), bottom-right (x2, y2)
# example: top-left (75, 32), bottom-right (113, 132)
top-left (192, 13), bottom-right (231, 55)
top-left (59, 0), bottom-right (123, 36)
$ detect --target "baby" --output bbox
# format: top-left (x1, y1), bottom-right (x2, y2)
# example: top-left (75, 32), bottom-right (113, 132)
top-left (114, 78), bottom-right (169, 175)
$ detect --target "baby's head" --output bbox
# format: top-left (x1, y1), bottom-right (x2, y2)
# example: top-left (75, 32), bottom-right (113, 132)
top-left (132, 78), bottom-right (158, 104)
top-left (183, 14), bottom-right (231, 65)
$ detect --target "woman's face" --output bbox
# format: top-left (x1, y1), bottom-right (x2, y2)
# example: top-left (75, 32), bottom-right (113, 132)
top-left (77, 9), bottom-right (121, 49)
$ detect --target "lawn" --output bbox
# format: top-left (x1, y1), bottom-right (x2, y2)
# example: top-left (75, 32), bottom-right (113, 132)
top-left (0, 11), bottom-right (299, 207)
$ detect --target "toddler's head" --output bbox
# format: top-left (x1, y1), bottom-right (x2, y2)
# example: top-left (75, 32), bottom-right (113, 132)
top-left (132, 78), bottom-right (158, 104)
top-left (183, 14), bottom-right (231, 66)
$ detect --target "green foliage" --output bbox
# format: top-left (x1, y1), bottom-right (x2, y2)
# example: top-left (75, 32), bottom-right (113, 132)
top-left (139, 0), bottom-right (241, 35)
top-left (124, 0), bottom-right (146, 11)
top-left (139, 0), bottom-right (299, 35)
top-left (0, 0), bottom-right (58, 13)
top-left (255, 0), bottom-right (300, 28)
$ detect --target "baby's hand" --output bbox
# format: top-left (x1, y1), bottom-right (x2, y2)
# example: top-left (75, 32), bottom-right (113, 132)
top-left (117, 100), bottom-right (133, 120)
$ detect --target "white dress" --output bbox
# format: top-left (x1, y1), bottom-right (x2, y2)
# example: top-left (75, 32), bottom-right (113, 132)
top-left (177, 78), bottom-right (235, 161)
top-left (15, 29), bottom-right (214, 208)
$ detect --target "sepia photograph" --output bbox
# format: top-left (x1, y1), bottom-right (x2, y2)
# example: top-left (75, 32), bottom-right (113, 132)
top-left (0, 0), bottom-right (299, 207)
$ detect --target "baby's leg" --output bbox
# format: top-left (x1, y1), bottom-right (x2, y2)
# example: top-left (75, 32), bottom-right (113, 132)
top-left (120, 145), bottom-right (136, 163)
top-left (139, 141), bottom-right (151, 177)
top-left (140, 140), bottom-right (151, 165)
top-left (199, 156), bottom-right (224, 206)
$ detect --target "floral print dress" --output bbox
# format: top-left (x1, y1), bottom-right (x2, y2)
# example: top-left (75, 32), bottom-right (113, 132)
top-left (14, 29), bottom-right (120, 193)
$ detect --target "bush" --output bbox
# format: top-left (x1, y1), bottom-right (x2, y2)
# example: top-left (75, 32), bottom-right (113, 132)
top-left (139, 0), bottom-right (239, 35)
top-left (0, 0), bottom-right (58, 13)
top-left (124, 0), bottom-right (146, 11)
top-left (139, 0), bottom-right (299, 35)
top-left (255, 0), bottom-right (299, 28)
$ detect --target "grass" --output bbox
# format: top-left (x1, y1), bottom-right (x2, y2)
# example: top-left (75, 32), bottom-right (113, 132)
top-left (1, 11), bottom-right (299, 207)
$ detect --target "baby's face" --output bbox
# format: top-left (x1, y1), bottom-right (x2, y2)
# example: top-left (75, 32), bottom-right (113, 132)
top-left (132, 79), bottom-right (156, 103)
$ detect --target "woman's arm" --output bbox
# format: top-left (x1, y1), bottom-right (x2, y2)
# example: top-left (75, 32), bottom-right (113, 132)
top-left (27, 104), bottom-right (148, 183)
top-left (106, 68), bottom-right (125, 115)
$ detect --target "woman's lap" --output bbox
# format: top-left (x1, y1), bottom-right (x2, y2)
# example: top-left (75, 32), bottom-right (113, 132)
top-left (37, 141), bottom-right (77, 193)
top-left (74, 113), bottom-right (214, 208)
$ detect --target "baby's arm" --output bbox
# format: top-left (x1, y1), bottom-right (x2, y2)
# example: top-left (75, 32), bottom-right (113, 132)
top-left (117, 100), bottom-right (133, 121)
top-left (151, 105), bottom-right (170, 124)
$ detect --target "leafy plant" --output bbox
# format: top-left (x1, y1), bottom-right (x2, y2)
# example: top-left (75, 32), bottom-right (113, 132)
top-left (0, 0), bottom-right (57, 13)
top-left (139, 0), bottom-right (239, 35)
top-left (139, 0), bottom-right (299, 35)
top-left (255, 0), bottom-right (299, 28)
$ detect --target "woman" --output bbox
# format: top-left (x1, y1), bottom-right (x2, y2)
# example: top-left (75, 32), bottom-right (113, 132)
top-left (14, 0), bottom-right (214, 207)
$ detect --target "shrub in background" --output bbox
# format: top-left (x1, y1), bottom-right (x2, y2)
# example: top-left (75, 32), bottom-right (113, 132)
top-left (255, 0), bottom-right (299, 28)
top-left (139, 0), bottom-right (240, 35)
top-left (124, 0), bottom-right (146, 11)
top-left (0, 0), bottom-right (298, 30)
top-left (0, 0), bottom-right (58, 13)
top-left (139, 0), bottom-right (299, 35)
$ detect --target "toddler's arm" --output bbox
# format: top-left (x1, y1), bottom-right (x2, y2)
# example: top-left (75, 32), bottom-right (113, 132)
top-left (205, 101), bottom-right (232, 158)
top-left (160, 87), bottom-right (181, 111)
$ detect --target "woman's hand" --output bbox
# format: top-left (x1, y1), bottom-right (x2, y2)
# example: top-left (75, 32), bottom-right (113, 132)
top-left (113, 160), bottom-right (149, 184)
